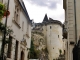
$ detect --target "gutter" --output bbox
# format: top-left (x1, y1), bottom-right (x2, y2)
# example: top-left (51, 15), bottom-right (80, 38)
top-left (74, 0), bottom-right (77, 44)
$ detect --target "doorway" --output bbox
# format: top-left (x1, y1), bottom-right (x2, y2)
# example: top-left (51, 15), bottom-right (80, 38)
top-left (21, 51), bottom-right (24, 60)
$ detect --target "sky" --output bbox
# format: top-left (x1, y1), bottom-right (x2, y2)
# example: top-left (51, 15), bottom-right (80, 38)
top-left (23, 0), bottom-right (65, 23)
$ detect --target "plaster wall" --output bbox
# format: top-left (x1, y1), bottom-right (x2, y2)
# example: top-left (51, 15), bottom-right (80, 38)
top-left (1, 0), bottom-right (31, 60)
top-left (46, 24), bottom-right (63, 60)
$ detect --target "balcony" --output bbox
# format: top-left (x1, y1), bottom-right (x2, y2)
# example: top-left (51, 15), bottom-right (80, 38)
top-left (63, 0), bottom-right (66, 10)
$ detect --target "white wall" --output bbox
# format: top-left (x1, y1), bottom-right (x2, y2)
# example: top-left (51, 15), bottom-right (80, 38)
top-left (1, 0), bottom-right (31, 60)
top-left (2, 0), bottom-right (31, 48)
top-left (46, 24), bottom-right (63, 60)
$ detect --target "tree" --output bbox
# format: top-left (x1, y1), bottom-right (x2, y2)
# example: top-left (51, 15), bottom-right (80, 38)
top-left (30, 39), bottom-right (38, 59)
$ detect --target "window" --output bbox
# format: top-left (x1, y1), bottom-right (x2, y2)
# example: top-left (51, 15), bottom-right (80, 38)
top-left (15, 41), bottom-right (19, 60)
top-left (58, 35), bottom-right (59, 38)
top-left (64, 50), bottom-right (65, 55)
top-left (50, 26), bottom-right (51, 29)
top-left (7, 36), bottom-right (12, 58)
top-left (14, 5), bottom-right (20, 24)
top-left (22, 22), bottom-right (24, 31)
top-left (27, 22), bottom-right (29, 34)
top-left (67, 42), bottom-right (68, 50)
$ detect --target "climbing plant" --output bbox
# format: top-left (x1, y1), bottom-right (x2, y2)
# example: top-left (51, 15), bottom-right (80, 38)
top-left (0, 2), bottom-right (10, 22)
top-left (0, 22), bottom-right (13, 35)
top-left (59, 49), bottom-right (62, 55)
top-left (0, 2), bottom-right (6, 21)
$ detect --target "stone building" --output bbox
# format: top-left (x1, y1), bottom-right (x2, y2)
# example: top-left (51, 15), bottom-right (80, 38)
top-left (0, 0), bottom-right (31, 60)
top-left (42, 15), bottom-right (64, 60)
top-left (32, 14), bottom-right (64, 60)
top-left (63, 0), bottom-right (80, 60)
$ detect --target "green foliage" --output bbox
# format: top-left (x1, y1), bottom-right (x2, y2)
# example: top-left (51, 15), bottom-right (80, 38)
top-left (0, 22), bottom-right (13, 35)
top-left (0, 2), bottom-right (6, 21)
top-left (30, 40), bottom-right (38, 59)
top-left (59, 49), bottom-right (62, 55)
top-left (0, 22), bottom-right (5, 30)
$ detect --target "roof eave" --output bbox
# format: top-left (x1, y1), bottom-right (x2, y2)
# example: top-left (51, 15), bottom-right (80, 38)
top-left (18, 0), bottom-right (32, 25)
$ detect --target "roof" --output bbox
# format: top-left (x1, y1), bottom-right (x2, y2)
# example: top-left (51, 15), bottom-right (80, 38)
top-left (42, 17), bottom-right (63, 27)
top-left (48, 18), bottom-right (63, 26)
top-left (18, 0), bottom-right (32, 24)
top-left (42, 14), bottom-right (48, 23)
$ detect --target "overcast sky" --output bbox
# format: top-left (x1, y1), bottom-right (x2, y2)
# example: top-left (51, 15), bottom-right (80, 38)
top-left (23, 0), bottom-right (65, 23)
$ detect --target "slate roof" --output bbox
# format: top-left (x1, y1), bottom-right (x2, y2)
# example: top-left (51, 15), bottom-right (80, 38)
top-left (43, 14), bottom-right (48, 23)
top-left (48, 18), bottom-right (63, 27)
top-left (42, 14), bottom-right (63, 27)
top-left (18, 0), bottom-right (32, 24)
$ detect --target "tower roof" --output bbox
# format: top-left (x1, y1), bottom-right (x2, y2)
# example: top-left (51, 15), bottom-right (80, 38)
top-left (42, 14), bottom-right (48, 22)
top-left (48, 18), bottom-right (63, 27)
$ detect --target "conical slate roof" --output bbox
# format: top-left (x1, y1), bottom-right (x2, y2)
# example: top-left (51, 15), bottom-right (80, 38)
top-left (43, 14), bottom-right (48, 22)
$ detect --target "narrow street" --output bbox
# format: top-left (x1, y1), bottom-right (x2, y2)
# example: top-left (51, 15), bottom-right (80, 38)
top-left (0, 0), bottom-right (80, 60)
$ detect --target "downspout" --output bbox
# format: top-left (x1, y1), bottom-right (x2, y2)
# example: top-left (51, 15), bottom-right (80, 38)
top-left (74, 0), bottom-right (77, 44)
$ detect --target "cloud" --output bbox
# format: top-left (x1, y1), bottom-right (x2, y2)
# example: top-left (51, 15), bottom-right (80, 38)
top-left (26, 0), bottom-right (62, 9)
top-left (23, 0), bottom-right (64, 23)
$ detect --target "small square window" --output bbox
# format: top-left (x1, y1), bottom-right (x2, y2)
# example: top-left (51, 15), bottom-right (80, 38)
top-left (58, 35), bottom-right (59, 38)
top-left (50, 26), bottom-right (51, 29)
top-left (22, 22), bottom-right (24, 31)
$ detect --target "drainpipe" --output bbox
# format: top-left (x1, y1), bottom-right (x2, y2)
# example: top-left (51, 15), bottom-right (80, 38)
top-left (74, 0), bottom-right (77, 44)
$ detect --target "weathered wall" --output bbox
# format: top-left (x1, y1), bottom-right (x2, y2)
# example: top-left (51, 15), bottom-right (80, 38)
top-left (63, 0), bottom-right (80, 60)
top-left (46, 24), bottom-right (63, 60)
top-left (1, 0), bottom-right (31, 60)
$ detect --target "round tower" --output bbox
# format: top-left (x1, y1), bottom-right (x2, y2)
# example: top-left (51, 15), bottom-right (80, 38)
top-left (45, 18), bottom-right (63, 60)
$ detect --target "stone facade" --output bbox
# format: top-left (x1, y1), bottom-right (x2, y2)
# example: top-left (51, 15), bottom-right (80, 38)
top-left (63, 0), bottom-right (80, 60)
top-left (43, 18), bottom-right (64, 60)
top-left (0, 0), bottom-right (31, 60)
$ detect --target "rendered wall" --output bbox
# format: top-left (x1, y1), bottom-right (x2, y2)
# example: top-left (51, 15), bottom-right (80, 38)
top-left (46, 24), bottom-right (63, 60)
top-left (1, 0), bottom-right (31, 60)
